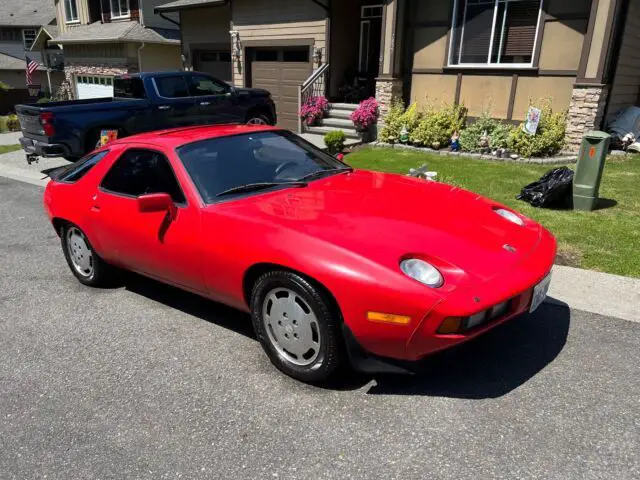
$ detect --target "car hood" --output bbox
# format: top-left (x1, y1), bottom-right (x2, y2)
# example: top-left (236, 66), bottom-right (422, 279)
top-left (213, 170), bottom-right (543, 283)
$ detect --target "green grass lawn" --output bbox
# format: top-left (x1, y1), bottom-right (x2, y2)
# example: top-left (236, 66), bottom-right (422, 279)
top-left (0, 144), bottom-right (21, 155)
top-left (347, 147), bottom-right (640, 278)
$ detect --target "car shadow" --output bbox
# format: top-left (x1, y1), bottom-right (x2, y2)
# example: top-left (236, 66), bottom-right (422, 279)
top-left (118, 272), bottom-right (570, 399)
top-left (121, 271), bottom-right (256, 340)
top-left (357, 300), bottom-right (571, 399)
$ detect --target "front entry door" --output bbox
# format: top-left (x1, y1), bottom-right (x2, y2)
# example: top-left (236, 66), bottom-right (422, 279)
top-left (358, 5), bottom-right (383, 98)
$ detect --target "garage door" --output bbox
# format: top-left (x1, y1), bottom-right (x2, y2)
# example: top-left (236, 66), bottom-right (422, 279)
top-left (249, 48), bottom-right (312, 131)
top-left (194, 51), bottom-right (232, 83)
top-left (76, 75), bottom-right (114, 99)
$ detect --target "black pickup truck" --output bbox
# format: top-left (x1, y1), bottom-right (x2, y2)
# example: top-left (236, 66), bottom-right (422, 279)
top-left (16, 71), bottom-right (277, 161)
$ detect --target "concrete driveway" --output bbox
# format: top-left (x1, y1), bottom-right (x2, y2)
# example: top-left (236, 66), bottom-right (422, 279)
top-left (0, 177), bottom-right (638, 480)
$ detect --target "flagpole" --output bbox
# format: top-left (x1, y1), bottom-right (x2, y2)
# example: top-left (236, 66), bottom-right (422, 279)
top-left (46, 68), bottom-right (52, 96)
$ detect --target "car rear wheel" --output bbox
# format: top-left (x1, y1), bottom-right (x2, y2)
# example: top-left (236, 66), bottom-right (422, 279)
top-left (246, 113), bottom-right (271, 125)
top-left (61, 224), bottom-right (112, 287)
top-left (250, 271), bottom-right (343, 382)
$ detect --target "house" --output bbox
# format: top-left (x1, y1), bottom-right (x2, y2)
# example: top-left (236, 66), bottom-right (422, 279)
top-left (158, 0), bottom-right (640, 150)
top-left (49, 0), bottom-right (183, 99)
top-left (0, 0), bottom-right (63, 94)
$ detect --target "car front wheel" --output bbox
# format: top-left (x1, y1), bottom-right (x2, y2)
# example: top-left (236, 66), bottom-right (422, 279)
top-left (246, 113), bottom-right (271, 125)
top-left (251, 271), bottom-right (343, 382)
top-left (61, 224), bottom-right (112, 287)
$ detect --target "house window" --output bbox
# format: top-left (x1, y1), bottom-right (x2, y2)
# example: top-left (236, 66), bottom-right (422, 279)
top-left (0, 28), bottom-right (22, 41)
top-left (22, 29), bottom-right (37, 50)
top-left (64, 0), bottom-right (79, 23)
top-left (110, 0), bottom-right (131, 19)
top-left (449, 0), bottom-right (543, 67)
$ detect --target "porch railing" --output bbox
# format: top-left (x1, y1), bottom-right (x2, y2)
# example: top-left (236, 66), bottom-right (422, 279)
top-left (297, 63), bottom-right (329, 133)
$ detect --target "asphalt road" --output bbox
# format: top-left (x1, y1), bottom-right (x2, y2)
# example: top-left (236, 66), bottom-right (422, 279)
top-left (0, 177), bottom-right (638, 480)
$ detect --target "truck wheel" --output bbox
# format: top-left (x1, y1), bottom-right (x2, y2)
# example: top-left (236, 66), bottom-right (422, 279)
top-left (247, 113), bottom-right (271, 125)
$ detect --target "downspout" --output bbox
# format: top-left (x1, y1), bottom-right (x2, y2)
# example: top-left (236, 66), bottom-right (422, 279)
top-left (138, 42), bottom-right (146, 72)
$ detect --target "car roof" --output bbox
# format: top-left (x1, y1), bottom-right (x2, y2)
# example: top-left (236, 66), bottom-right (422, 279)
top-left (108, 124), bottom-right (281, 149)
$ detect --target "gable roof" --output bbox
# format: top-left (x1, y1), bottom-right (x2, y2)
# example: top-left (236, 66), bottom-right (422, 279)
top-left (0, 0), bottom-right (56, 27)
top-left (0, 52), bottom-right (27, 71)
top-left (50, 21), bottom-right (180, 45)
top-left (155, 0), bottom-right (227, 13)
top-left (30, 25), bottom-right (60, 51)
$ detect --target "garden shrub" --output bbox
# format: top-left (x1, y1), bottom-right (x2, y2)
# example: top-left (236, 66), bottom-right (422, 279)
top-left (409, 103), bottom-right (467, 148)
top-left (324, 130), bottom-right (346, 155)
top-left (507, 102), bottom-right (566, 157)
top-left (459, 113), bottom-right (515, 152)
top-left (6, 115), bottom-right (20, 131)
top-left (378, 101), bottom-right (405, 143)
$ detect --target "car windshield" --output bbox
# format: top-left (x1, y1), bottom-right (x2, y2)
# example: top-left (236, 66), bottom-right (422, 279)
top-left (176, 130), bottom-right (349, 203)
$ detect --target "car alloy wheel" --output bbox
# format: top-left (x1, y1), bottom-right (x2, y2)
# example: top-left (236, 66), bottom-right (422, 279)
top-left (262, 287), bottom-right (321, 366)
top-left (247, 116), bottom-right (268, 125)
top-left (66, 226), bottom-right (94, 278)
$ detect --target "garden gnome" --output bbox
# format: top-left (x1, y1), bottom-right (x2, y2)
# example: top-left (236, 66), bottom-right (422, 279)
top-left (479, 130), bottom-right (490, 154)
top-left (400, 125), bottom-right (409, 144)
top-left (450, 131), bottom-right (460, 152)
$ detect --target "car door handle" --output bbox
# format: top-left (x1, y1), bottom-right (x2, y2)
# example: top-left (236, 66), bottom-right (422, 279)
top-left (199, 101), bottom-right (211, 106)
top-left (158, 105), bottom-right (171, 111)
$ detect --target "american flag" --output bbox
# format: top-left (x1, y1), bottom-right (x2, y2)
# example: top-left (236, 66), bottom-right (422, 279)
top-left (25, 56), bottom-right (39, 85)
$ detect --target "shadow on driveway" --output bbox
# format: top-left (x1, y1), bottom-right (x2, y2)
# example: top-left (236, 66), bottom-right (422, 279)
top-left (120, 272), bottom-right (570, 399)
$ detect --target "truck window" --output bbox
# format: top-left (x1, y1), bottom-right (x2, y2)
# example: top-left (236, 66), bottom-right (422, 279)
top-left (155, 76), bottom-right (191, 98)
top-left (113, 77), bottom-right (146, 99)
top-left (189, 75), bottom-right (229, 96)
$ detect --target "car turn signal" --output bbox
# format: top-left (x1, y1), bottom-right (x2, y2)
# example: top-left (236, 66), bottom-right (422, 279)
top-left (367, 311), bottom-right (412, 325)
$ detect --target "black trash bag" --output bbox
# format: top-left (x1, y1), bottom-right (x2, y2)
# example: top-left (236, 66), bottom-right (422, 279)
top-left (517, 167), bottom-right (574, 208)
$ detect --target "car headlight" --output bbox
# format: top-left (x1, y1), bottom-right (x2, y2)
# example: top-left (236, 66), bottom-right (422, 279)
top-left (400, 259), bottom-right (444, 288)
top-left (494, 208), bottom-right (524, 226)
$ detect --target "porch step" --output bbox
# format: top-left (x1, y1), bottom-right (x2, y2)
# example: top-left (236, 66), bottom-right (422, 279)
top-left (330, 102), bottom-right (359, 111)
top-left (305, 125), bottom-right (362, 140)
top-left (319, 117), bottom-right (356, 129)
top-left (325, 109), bottom-right (353, 120)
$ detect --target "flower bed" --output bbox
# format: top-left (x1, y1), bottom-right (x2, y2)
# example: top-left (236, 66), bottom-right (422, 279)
top-left (299, 96), bottom-right (329, 126)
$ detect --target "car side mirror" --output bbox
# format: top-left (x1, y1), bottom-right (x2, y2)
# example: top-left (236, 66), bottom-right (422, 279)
top-left (137, 193), bottom-right (177, 220)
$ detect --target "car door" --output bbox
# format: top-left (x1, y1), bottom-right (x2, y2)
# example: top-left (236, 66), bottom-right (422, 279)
top-left (90, 147), bottom-right (206, 293)
top-left (187, 73), bottom-right (242, 124)
top-left (152, 75), bottom-right (199, 128)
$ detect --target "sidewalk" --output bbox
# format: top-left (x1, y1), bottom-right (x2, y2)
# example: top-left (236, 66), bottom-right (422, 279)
top-left (0, 131), bottom-right (22, 146)
top-left (549, 265), bottom-right (640, 323)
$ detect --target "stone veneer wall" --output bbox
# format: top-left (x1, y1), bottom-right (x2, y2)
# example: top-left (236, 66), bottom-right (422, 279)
top-left (375, 77), bottom-right (403, 122)
top-left (63, 63), bottom-right (136, 100)
top-left (564, 85), bottom-right (609, 152)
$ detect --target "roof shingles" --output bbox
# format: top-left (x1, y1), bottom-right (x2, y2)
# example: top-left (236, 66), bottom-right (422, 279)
top-left (0, 0), bottom-right (56, 27)
top-left (51, 21), bottom-right (180, 45)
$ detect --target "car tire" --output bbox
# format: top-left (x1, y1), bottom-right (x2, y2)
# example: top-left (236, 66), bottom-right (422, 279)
top-left (60, 223), bottom-right (113, 287)
top-left (250, 270), bottom-right (343, 383)
top-left (246, 113), bottom-right (271, 126)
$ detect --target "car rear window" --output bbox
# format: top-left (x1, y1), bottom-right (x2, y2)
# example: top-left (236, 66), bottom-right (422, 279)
top-left (113, 77), bottom-right (146, 99)
top-left (54, 150), bottom-right (110, 183)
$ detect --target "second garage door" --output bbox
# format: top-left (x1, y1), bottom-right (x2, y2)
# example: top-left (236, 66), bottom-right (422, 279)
top-left (248, 47), bottom-right (312, 131)
top-left (76, 75), bottom-right (114, 99)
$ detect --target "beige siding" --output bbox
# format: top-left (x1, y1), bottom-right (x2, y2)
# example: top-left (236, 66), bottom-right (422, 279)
top-left (412, 27), bottom-right (448, 69)
top-left (410, 74), bottom-right (457, 106)
top-left (460, 76), bottom-right (513, 118)
top-left (181, 5), bottom-right (231, 57)
top-left (538, 20), bottom-right (587, 71)
top-left (586, 0), bottom-right (615, 78)
top-left (607, 0), bottom-right (640, 120)
top-left (139, 44), bottom-right (182, 72)
top-left (0, 70), bottom-right (62, 91)
top-left (512, 77), bottom-right (575, 121)
top-left (231, 0), bottom-right (327, 87)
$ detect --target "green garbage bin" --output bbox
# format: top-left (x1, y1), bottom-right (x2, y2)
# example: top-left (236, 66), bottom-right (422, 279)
top-left (573, 131), bottom-right (611, 211)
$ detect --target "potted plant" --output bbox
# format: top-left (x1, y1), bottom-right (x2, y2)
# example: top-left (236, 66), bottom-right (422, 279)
top-left (299, 96), bottom-right (329, 127)
top-left (351, 97), bottom-right (379, 141)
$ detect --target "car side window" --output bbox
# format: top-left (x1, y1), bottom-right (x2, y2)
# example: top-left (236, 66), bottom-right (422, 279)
top-left (188, 75), bottom-right (229, 96)
top-left (155, 76), bottom-right (190, 98)
top-left (100, 149), bottom-right (186, 204)
top-left (56, 150), bottom-right (110, 183)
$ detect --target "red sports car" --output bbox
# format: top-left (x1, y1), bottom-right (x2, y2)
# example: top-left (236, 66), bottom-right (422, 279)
top-left (44, 125), bottom-right (556, 382)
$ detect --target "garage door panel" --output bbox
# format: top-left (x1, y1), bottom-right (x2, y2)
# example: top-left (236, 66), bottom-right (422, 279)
top-left (250, 48), bottom-right (312, 131)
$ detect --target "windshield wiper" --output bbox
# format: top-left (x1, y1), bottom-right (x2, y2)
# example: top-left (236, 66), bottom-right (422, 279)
top-left (215, 181), bottom-right (308, 198)
top-left (297, 167), bottom-right (353, 182)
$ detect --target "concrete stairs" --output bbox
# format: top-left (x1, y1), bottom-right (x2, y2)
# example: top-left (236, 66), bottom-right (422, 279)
top-left (301, 103), bottom-right (362, 149)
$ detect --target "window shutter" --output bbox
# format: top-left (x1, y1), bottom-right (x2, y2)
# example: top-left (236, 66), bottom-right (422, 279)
top-left (503, 1), bottom-right (539, 58)
top-left (459, 3), bottom-right (494, 63)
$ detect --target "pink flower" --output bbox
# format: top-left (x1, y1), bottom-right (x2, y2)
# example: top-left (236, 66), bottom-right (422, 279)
top-left (299, 96), bottom-right (329, 126)
top-left (351, 98), bottom-right (379, 130)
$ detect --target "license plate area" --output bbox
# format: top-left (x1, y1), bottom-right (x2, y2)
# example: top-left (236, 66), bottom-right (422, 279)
top-left (530, 273), bottom-right (552, 313)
